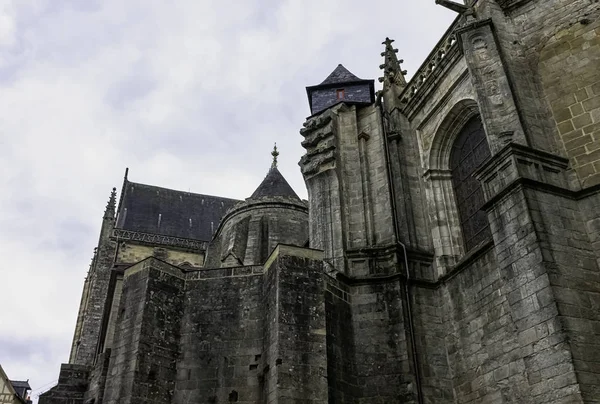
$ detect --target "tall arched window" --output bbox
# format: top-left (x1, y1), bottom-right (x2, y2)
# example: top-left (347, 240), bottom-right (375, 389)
top-left (450, 116), bottom-right (491, 252)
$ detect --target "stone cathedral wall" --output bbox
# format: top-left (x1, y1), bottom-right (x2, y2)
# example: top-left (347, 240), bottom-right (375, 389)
top-left (116, 241), bottom-right (205, 268)
top-left (174, 266), bottom-right (265, 403)
top-left (539, 15), bottom-right (600, 187)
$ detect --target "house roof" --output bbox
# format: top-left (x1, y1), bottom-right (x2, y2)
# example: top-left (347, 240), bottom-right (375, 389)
top-left (250, 166), bottom-right (301, 200)
top-left (0, 366), bottom-right (30, 403)
top-left (116, 181), bottom-right (240, 242)
top-left (10, 380), bottom-right (31, 390)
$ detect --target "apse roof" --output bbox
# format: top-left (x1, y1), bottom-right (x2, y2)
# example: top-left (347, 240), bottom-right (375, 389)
top-left (250, 166), bottom-right (301, 200)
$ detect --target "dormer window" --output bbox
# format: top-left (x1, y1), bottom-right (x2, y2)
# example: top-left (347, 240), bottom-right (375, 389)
top-left (336, 89), bottom-right (345, 100)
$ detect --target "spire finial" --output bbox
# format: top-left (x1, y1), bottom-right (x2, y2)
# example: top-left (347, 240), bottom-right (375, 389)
top-left (378, 37), bottom-right (407, 89)
top-left (271, 143), bottom-right (279, 168)
top-left (104, 187), bottom-right (117, 219)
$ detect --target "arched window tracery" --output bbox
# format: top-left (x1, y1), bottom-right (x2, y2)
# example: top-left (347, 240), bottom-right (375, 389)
top-left (450, 116), bottom-right (491, 251)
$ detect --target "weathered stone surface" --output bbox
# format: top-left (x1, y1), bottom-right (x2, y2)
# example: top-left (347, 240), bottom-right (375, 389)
top-left (39, 364), bottom-right (90, 404)
top-left (43, 1), bottom-right (600, 403)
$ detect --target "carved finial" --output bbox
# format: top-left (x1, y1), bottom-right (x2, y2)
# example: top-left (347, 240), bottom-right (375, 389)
top-left (380, 37), bottom-right (407, 89)
top-left (104, 187), bottom-right (117, 218)
top-left (271, 143), bottom-right (279, 168)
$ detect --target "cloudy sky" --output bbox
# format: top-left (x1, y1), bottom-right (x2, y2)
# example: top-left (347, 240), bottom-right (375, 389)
top-left (0, 0), bottom-right (455, 400)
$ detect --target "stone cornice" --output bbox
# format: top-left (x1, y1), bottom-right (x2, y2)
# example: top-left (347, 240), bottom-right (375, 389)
top-left (112, 228), bottom-right (207, 252)
top-left (475, 143), bottom-right (570, 206)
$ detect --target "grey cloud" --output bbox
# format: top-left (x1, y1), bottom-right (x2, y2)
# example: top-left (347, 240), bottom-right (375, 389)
top-left (0, 1), bottom-right (456, 401)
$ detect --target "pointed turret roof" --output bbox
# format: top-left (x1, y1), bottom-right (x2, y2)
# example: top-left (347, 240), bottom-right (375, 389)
top-left (319, 64), bottom-right (365, 85)
top-left (251, 167), bottom-right (300, 200)
top-left (311, 64), bottom-right (371, 88)
top-left (250, 144), bottom-right (300, 200)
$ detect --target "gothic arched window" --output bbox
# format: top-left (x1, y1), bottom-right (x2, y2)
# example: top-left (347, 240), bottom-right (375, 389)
top-left (450, 116), bottom-right (491, 252)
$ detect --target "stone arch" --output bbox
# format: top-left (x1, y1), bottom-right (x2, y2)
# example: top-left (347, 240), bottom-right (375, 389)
top-left (424, 99), bottom-right (491, 273)
top-left (429, 98), bottom-right (481, 171)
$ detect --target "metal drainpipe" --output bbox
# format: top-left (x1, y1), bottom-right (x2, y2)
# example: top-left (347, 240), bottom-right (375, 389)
top-left (376, 94), bottom-right (425, 404)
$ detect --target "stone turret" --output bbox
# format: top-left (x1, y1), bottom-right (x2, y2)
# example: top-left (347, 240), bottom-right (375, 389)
top-left (300, 65), bottom-right (397, 276)
top-left (205, 146), bottom-right (308, 268)
top-left (306, 64), bottom-right (375, 116)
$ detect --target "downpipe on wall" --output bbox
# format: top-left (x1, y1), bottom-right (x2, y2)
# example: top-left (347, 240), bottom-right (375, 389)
top-left (376, 94), bottom-right (424, 404)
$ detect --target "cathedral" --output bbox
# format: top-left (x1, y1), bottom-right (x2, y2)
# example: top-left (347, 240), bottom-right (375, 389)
top-left (40, 0), bottom-right (600, 403)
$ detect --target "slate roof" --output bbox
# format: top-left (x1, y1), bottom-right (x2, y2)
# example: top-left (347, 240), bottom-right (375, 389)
top-left (10, 380), bottom-right (31, 402)
top-left (10, 381), bottom-right (31, 389)
top-left (250, 167), bottom-right (301, 200)
top-left (319, 64), bottom-right (366, 85)
top-left (305, 64), bottom-right (375, 116)
top-left (116, 181), bottom-right (240, 241)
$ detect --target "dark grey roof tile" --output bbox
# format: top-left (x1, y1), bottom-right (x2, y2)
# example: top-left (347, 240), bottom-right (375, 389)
top-left (319, 64), bottom-right (365, 85)
top-left (250, 167), bottom-right (300, 200)
top-left (116, 182), bottom-right (239, 241)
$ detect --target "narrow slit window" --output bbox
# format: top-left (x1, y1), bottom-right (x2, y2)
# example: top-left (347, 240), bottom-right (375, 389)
top-left (336, 89), bottom-right (345, 100)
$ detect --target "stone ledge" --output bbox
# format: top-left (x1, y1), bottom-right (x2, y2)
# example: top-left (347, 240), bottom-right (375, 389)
top-left (112, 228), bottom-right (207, 252)
top-left (476, 143), bottom-right (570, 204)
top-left (123, 256), bottom-right (186, 280)
top-left (185, 265), bottom-right (264, 280)
top-left (263, 244), bottom-right (324, 273)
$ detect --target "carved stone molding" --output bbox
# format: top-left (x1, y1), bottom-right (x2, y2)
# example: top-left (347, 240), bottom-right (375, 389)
top-left (475, 143), bottom-right (570, 205)
top-left (112, 228), bottom-right (207, 251)
top-left (300, 109), bottom-right (339, 179)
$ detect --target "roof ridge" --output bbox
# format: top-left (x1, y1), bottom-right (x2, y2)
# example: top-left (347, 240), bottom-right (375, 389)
top-left (127, 181), bottom-right (241, 202)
